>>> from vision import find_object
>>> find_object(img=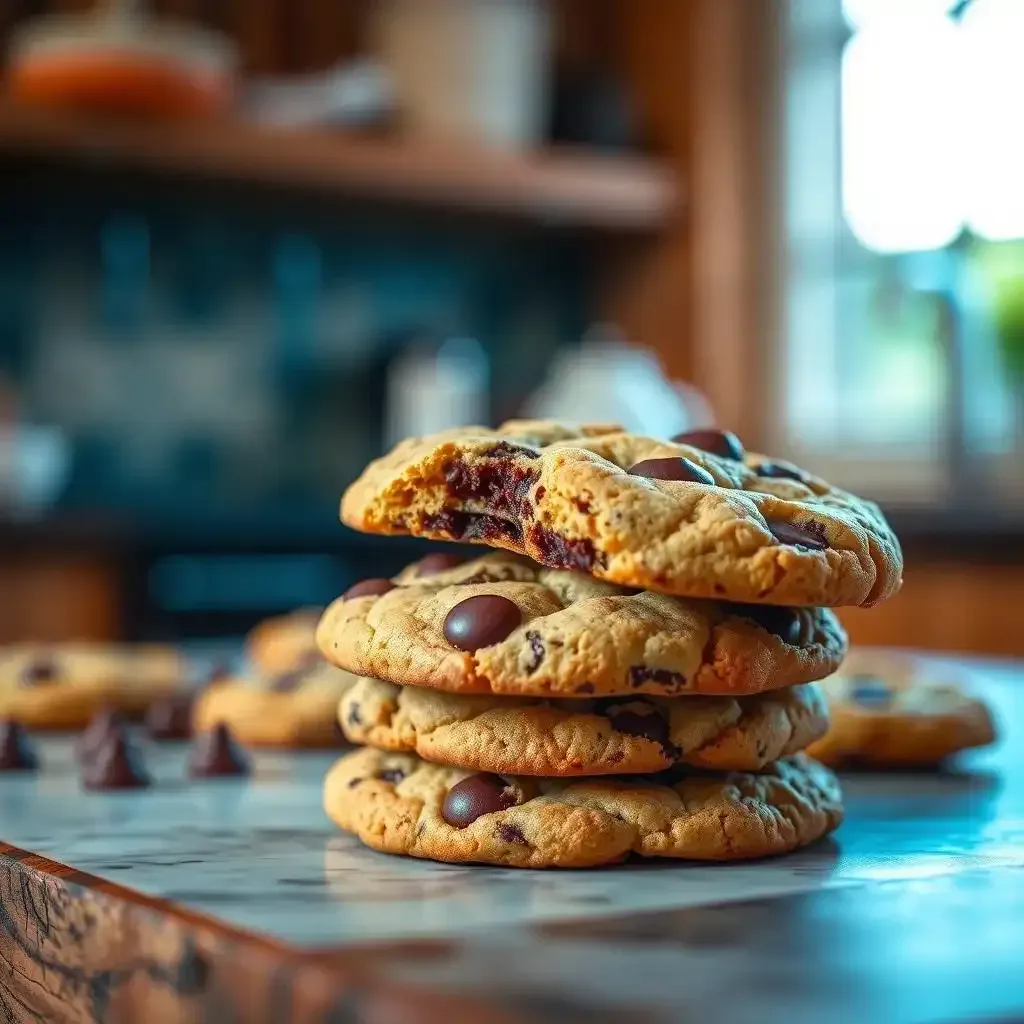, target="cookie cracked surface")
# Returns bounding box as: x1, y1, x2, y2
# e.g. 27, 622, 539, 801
324, 747, 844, 867
806, 651, 997, 767
341, 421, 902, 608
342, 676, 828, 775
317, 552, 847, 698
193, 661, 357, 748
